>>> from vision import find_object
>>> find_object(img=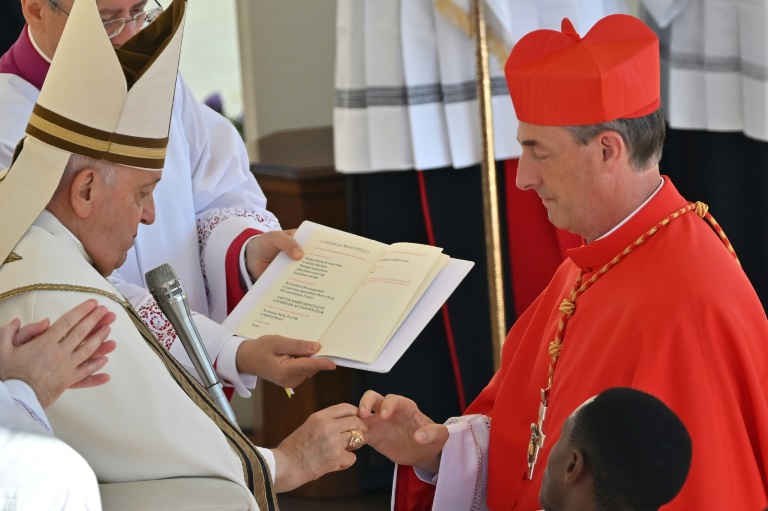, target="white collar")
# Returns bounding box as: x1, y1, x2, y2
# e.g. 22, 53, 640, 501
34, 209, 93, 266
27, 26, 53, 64
595, 177, 665, 241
